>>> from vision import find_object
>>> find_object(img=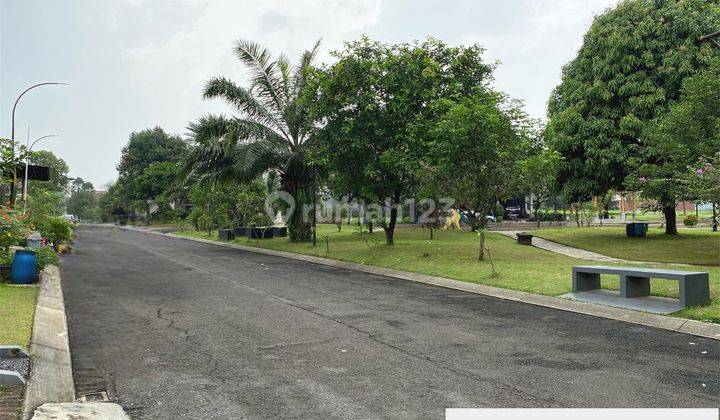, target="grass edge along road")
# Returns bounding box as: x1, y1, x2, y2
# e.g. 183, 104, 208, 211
0, 284, 38, 347
175, 225, 720, 324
